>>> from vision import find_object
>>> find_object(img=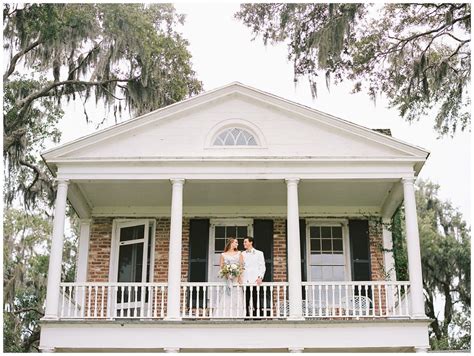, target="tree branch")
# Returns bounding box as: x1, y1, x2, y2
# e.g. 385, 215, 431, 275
3, 39, 43, 82
12, 308, 44, 316
15, 77, 138, 121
